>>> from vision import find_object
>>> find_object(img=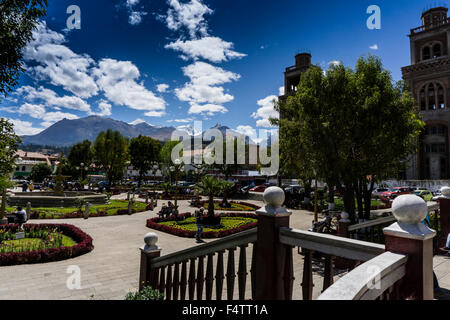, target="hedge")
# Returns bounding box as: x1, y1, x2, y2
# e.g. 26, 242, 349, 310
0, 223, 94, 266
